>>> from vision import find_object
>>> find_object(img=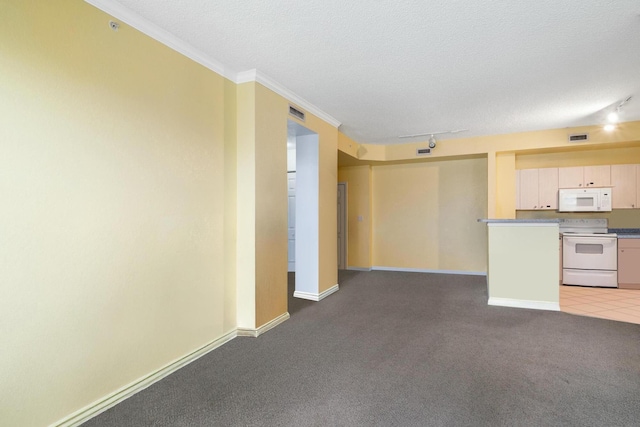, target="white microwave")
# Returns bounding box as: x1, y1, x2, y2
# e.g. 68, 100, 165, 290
558, 188, 612, 212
